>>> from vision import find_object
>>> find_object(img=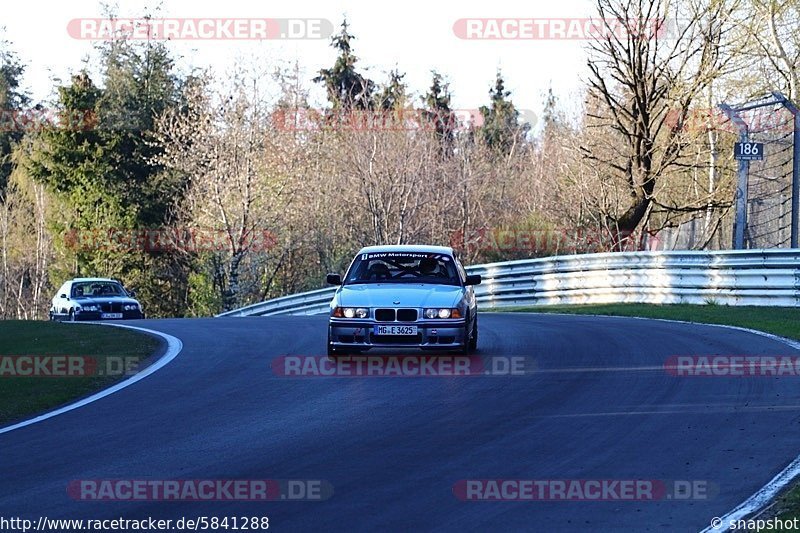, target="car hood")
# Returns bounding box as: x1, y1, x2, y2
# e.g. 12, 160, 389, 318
336, 284, 464, 308
72, 296, 140, 306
